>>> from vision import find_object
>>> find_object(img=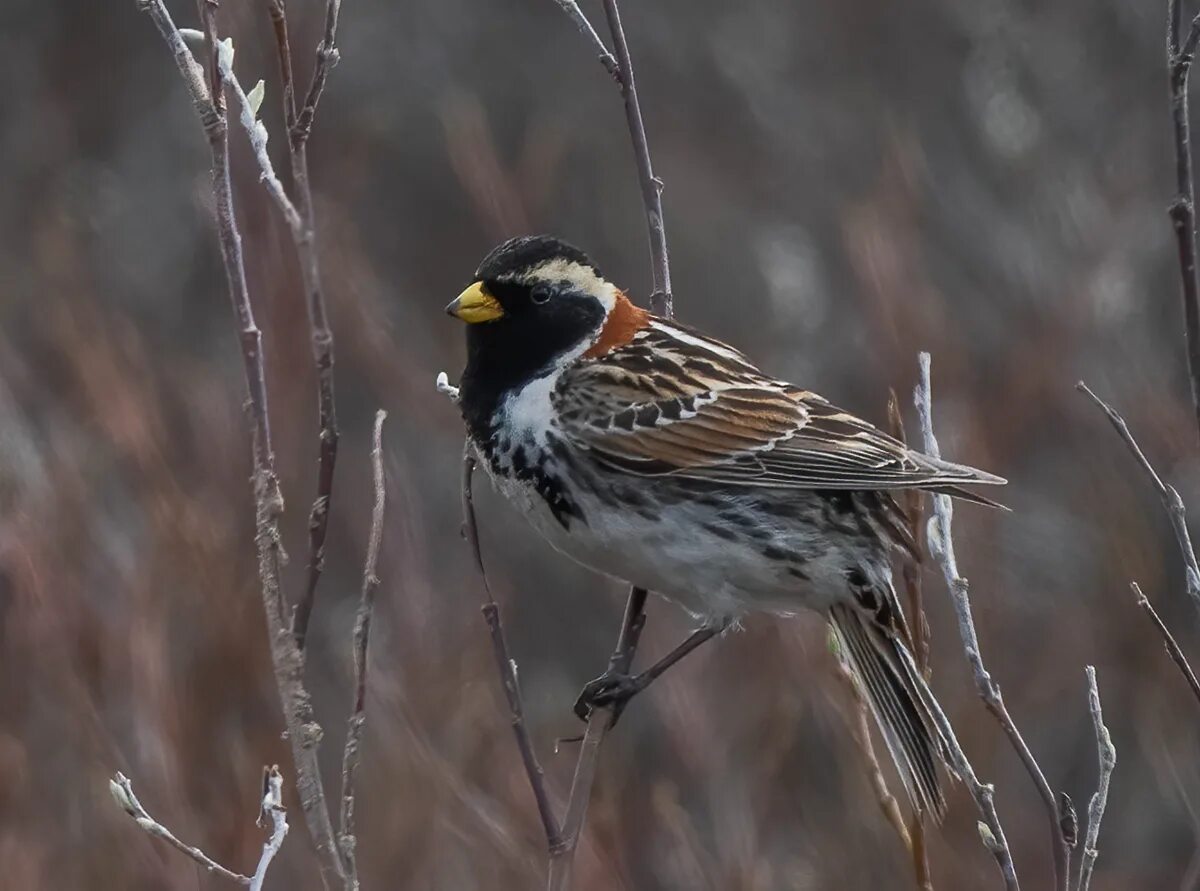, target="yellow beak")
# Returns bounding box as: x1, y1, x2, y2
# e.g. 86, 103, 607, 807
446, 281, 504, 324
